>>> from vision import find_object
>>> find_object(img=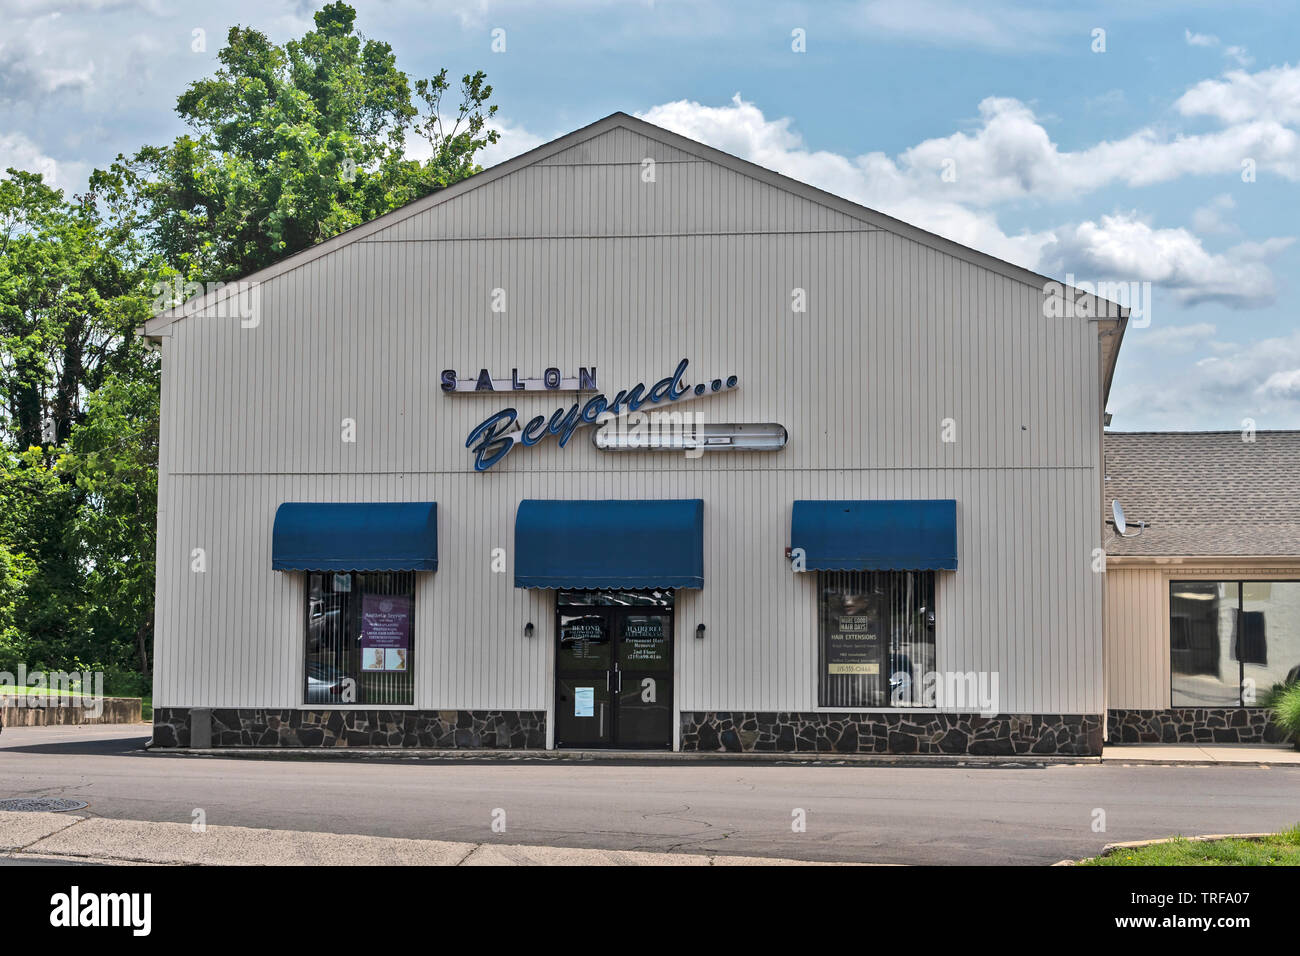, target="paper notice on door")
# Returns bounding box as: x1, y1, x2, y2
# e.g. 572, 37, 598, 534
574, 686, 594, 717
